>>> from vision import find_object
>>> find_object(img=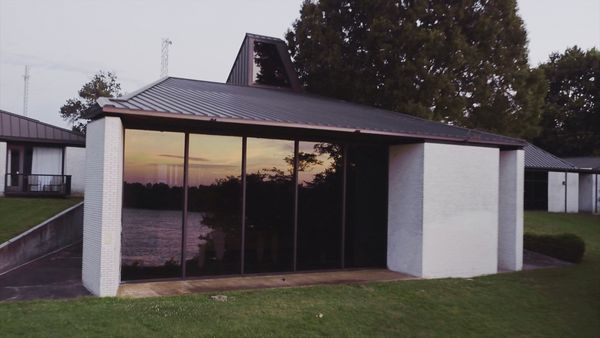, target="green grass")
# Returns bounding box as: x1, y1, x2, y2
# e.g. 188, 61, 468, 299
0, 212, 598, 337
0, 197, 83, 243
